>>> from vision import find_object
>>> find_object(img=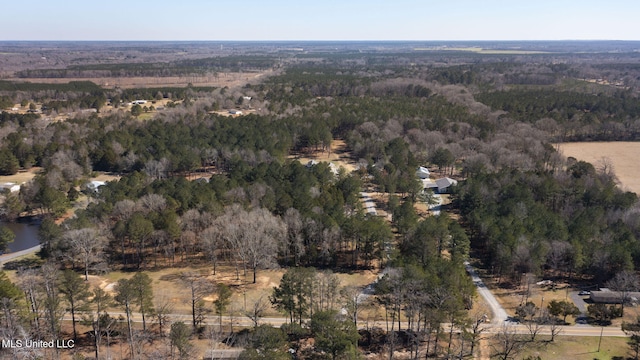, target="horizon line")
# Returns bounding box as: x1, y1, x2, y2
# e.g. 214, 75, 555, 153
1, 39, 640, 42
